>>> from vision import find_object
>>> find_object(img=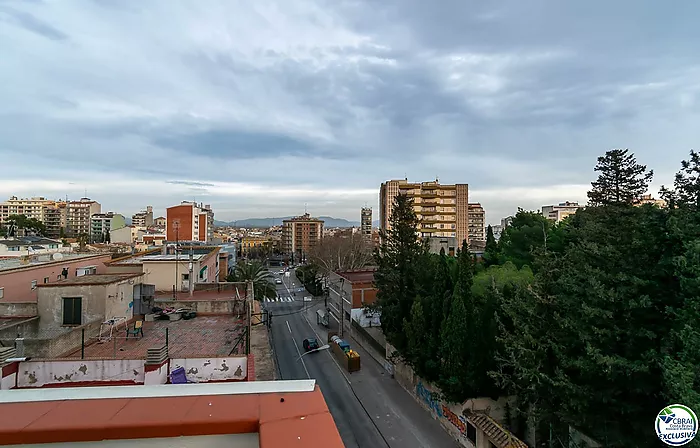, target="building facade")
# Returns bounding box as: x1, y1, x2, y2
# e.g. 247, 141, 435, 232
380, 179, 469, 244
90, 213, 126, 243
634, 194, 666, 208
360, 207, 372, 242
542, 201, 583, 222
132, 206, 154, 228
66, 198, 101, 238
0, 196, 68, 239
154, 216, 166, 227
468, 203, 486, 245
281, 213, 324, 260
166, 201, 214, 242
